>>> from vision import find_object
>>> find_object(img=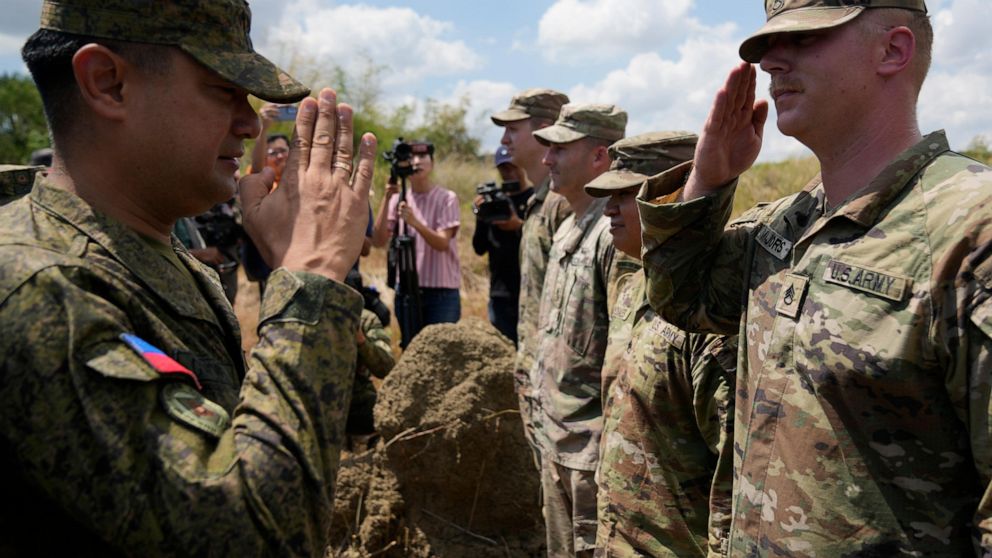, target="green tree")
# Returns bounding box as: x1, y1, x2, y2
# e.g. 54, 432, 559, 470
0, 73, 49, 164
963, 135, 992, 164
